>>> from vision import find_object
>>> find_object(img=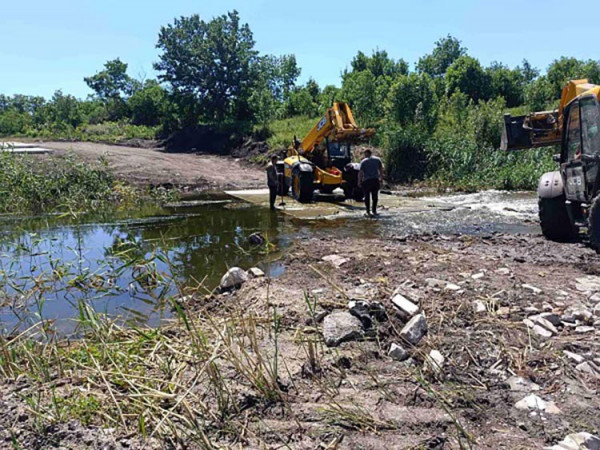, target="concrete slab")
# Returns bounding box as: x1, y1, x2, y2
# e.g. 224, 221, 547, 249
225, 188, 454, 220
0, 142, 53, 154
